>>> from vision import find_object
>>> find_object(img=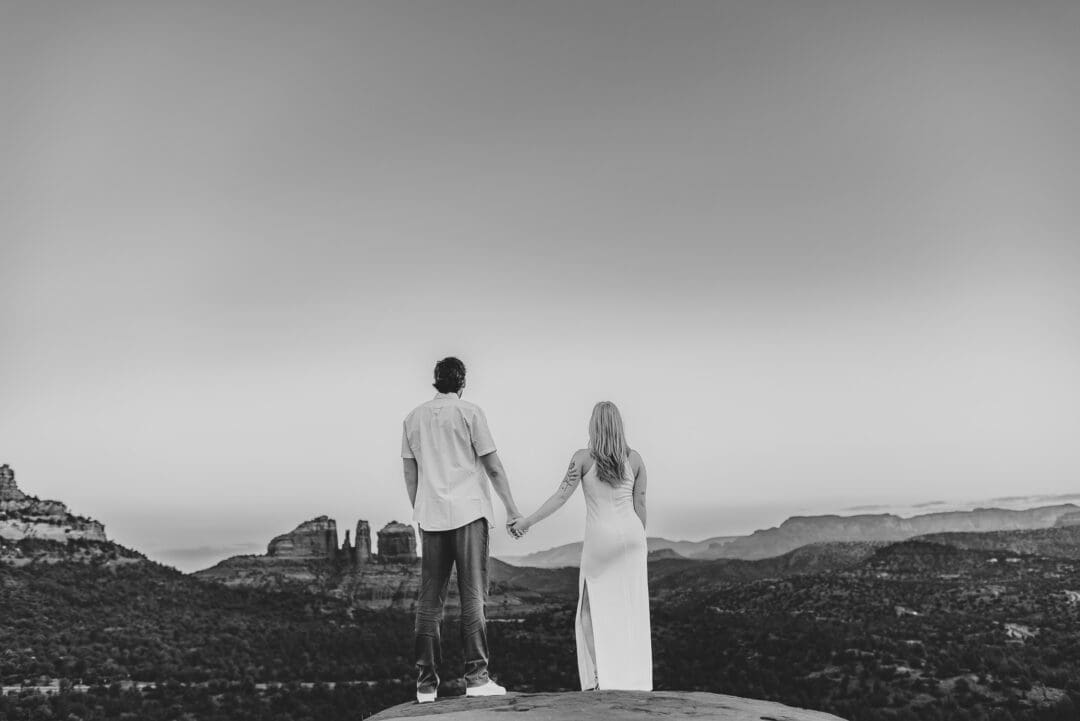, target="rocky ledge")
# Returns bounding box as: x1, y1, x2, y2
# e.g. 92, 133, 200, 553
369, 691, 847, 720
0, 464, 107, 543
